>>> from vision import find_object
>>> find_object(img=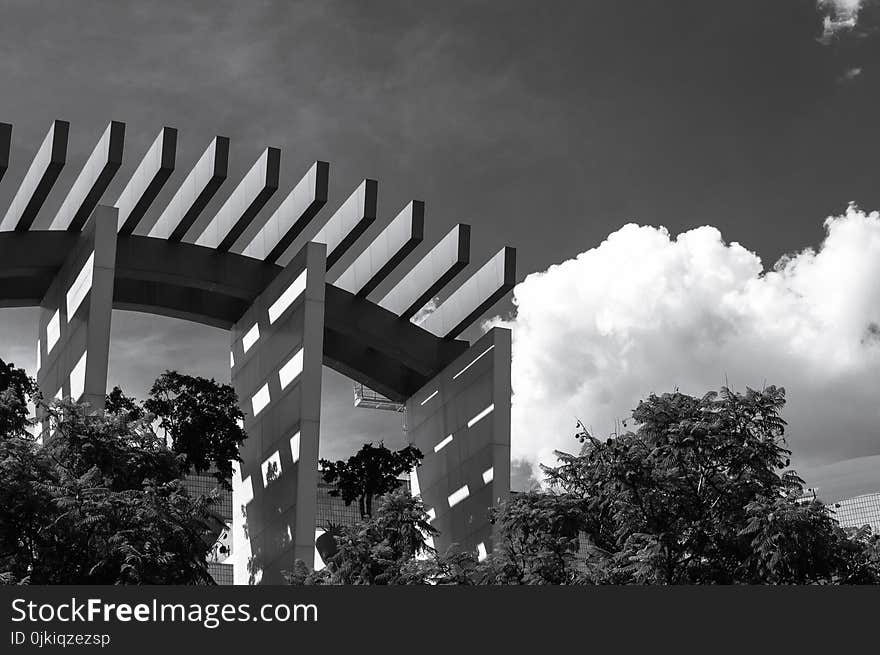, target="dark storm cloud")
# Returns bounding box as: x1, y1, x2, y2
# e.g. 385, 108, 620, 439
1, 1, 879, 484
